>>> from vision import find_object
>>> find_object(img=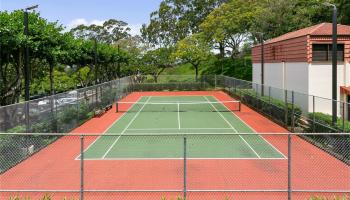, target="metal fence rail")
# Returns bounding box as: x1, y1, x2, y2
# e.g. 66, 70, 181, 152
0, 133, 349, 200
